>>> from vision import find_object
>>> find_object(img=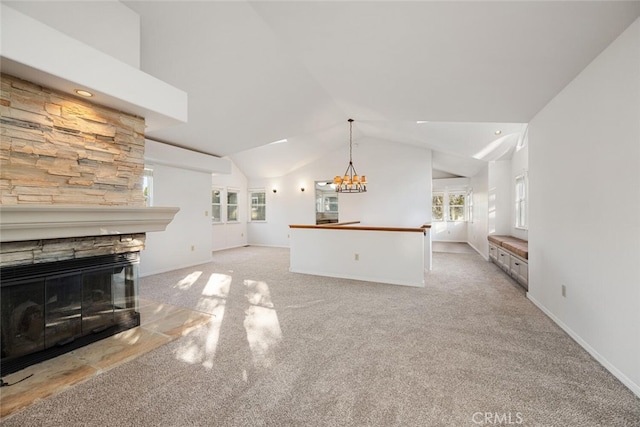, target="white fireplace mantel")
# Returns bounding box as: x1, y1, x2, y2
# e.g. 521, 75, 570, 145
0, 205, 180, 242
